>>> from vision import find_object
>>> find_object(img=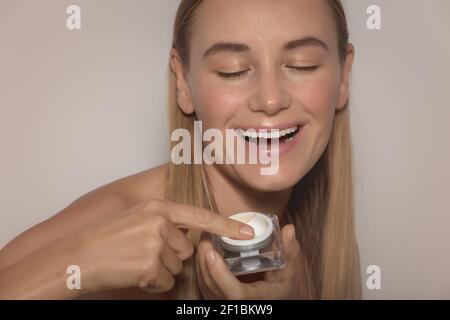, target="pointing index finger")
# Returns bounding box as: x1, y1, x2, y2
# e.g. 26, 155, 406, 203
158, 201, 254, 240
